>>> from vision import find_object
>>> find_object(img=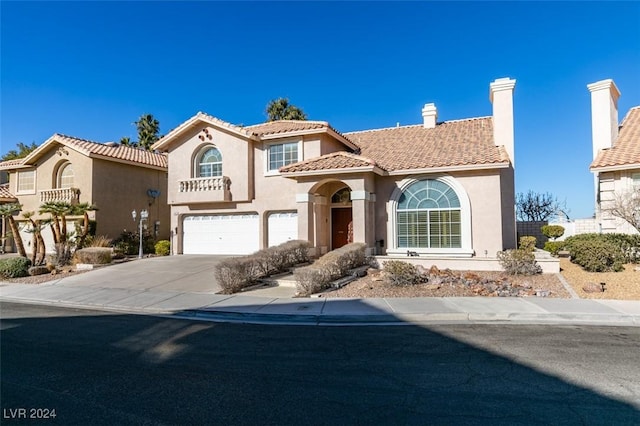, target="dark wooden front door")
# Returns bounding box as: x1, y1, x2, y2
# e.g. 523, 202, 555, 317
331, 208, 352, 250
